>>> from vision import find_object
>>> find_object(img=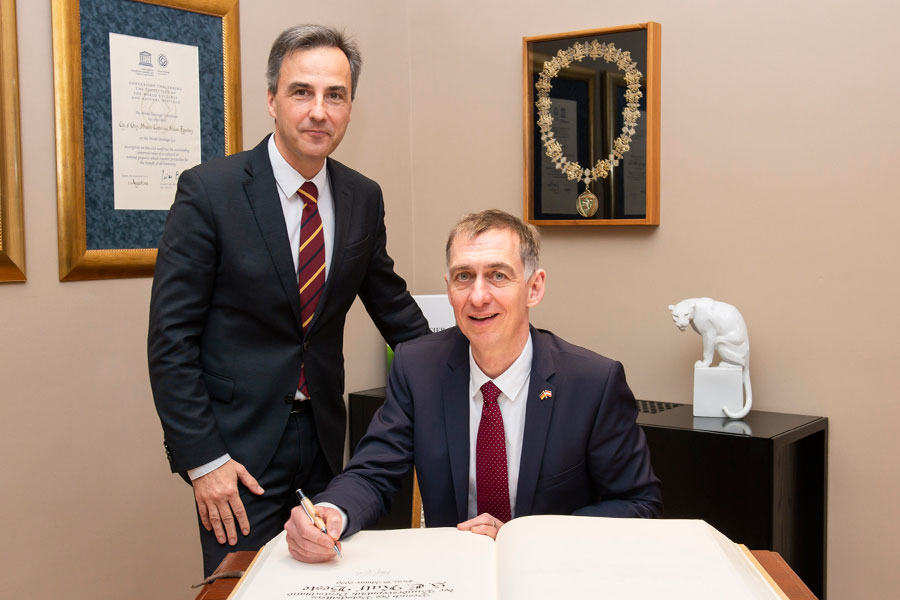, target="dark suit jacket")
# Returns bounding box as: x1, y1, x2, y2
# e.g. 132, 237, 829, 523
317, 326, 662, 535
148, 135, 428, 478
